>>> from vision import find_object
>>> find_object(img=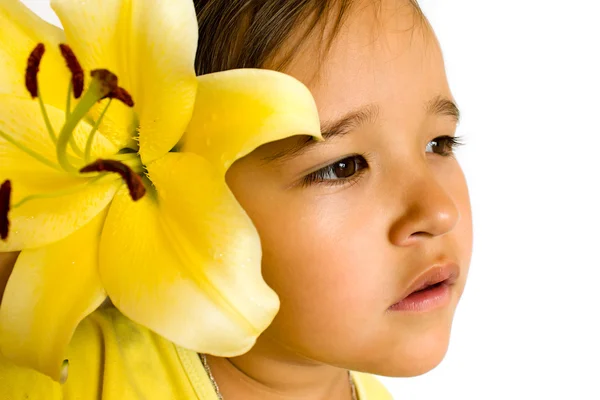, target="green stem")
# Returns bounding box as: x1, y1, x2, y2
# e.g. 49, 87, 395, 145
64, 82, 85, 158
68, 136, 84, 158
56, 79, 106, 173
84, 99, 112, 163
0, 129, 61, 171
37, 90, 57, 144
65, 81, 72, 120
